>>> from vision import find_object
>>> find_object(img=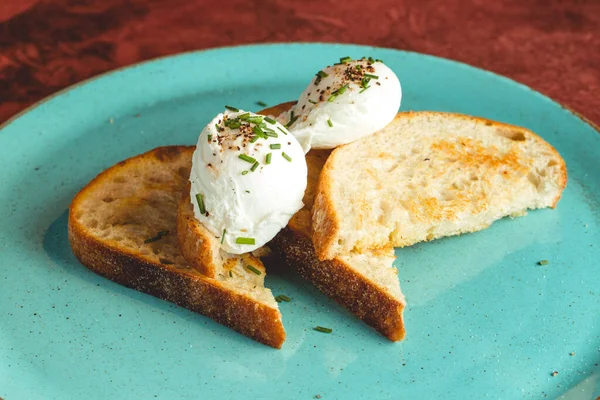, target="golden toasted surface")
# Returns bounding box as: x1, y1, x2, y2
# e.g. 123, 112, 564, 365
312, 111, 568, 260
68, 146, 285, 348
